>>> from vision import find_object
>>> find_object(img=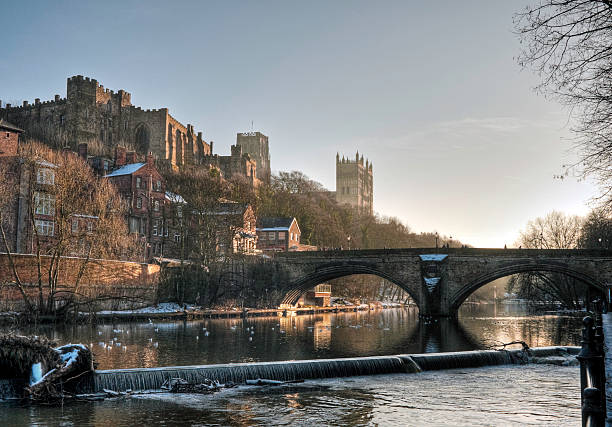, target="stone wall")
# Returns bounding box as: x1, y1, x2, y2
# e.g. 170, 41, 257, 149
0, 76, 211, 168
0, 253, 160, 310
